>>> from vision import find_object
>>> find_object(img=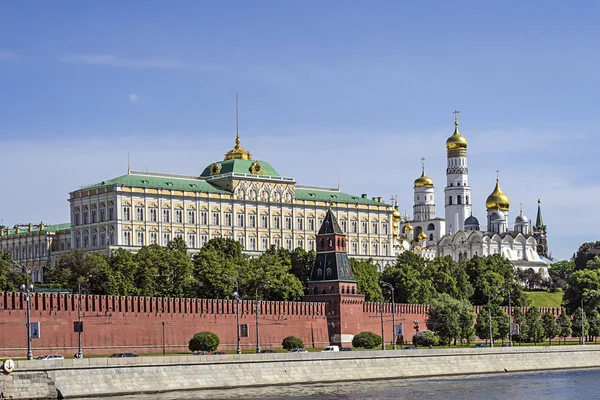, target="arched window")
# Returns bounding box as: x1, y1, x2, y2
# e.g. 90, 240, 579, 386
448, 196, 453, 205
457, 195, 462, 205
466, 195, 469, 205
427, 223, 435, 231
341, 286, 345, 294
329, 286, 335, 294
429, 234, 434, 241
352, 286, 356, 294
313, 287, 318, 295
